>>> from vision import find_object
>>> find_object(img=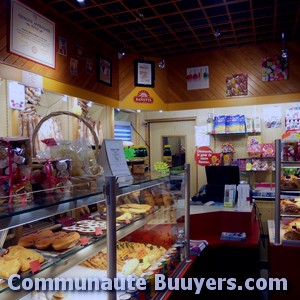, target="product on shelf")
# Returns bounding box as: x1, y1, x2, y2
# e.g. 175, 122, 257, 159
261, 143, 275, 157
31, 158, 72, 193
81, 241, 167, 275
51, 232, 80, 251
3, 245, 45, 272
18, 230, 54, 248
280, 174, 300, 190
282, 218, 300, 240
0, 256, 22, 279
0, 137, 32, 203
280, 199, 300, 214
62, 219, 107, 235
18, 229, 80, 251
35, 232, 68, 250
247, 135, 262, 157
118, 203, 152, 214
